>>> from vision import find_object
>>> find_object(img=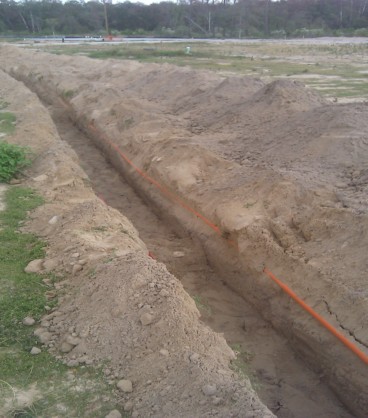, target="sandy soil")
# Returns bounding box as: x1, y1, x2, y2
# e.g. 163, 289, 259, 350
49, 102, 351, 417
0, 44, 367, 416
0, 66, 273, 418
